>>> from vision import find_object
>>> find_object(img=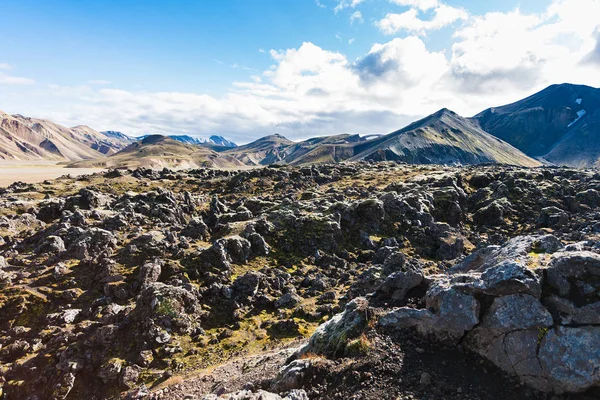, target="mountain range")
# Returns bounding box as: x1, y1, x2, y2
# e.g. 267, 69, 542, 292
1, 83, 598, 168
136, 134, 237, 148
